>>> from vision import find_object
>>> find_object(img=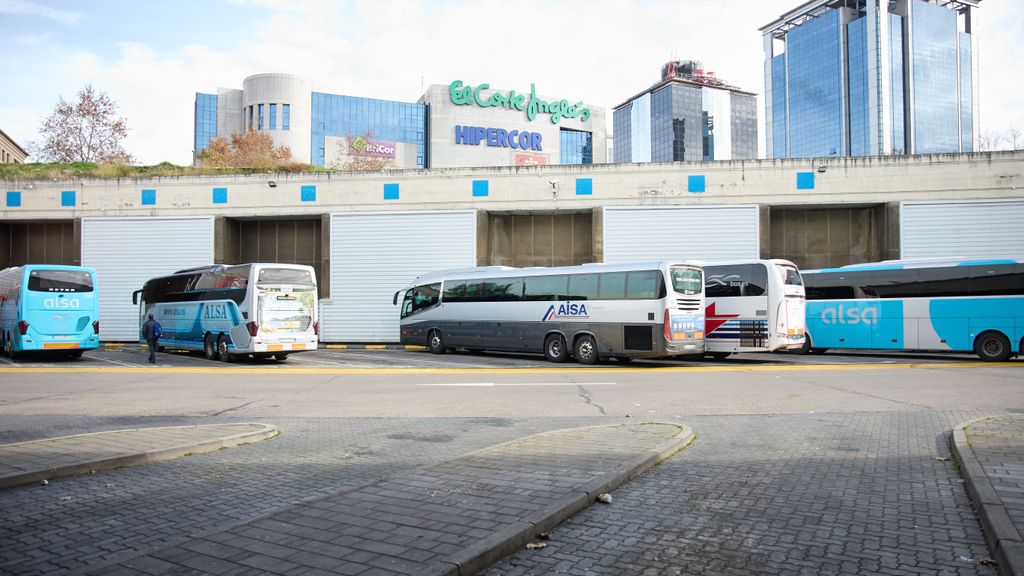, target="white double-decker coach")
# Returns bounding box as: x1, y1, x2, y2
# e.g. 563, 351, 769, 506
395, 260, 705, 364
